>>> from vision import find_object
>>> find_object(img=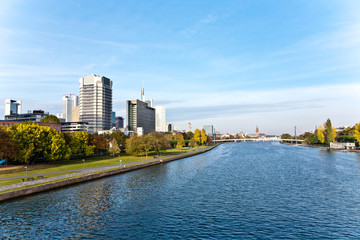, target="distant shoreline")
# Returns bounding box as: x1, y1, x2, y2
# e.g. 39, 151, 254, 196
281, 142, 360, 153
